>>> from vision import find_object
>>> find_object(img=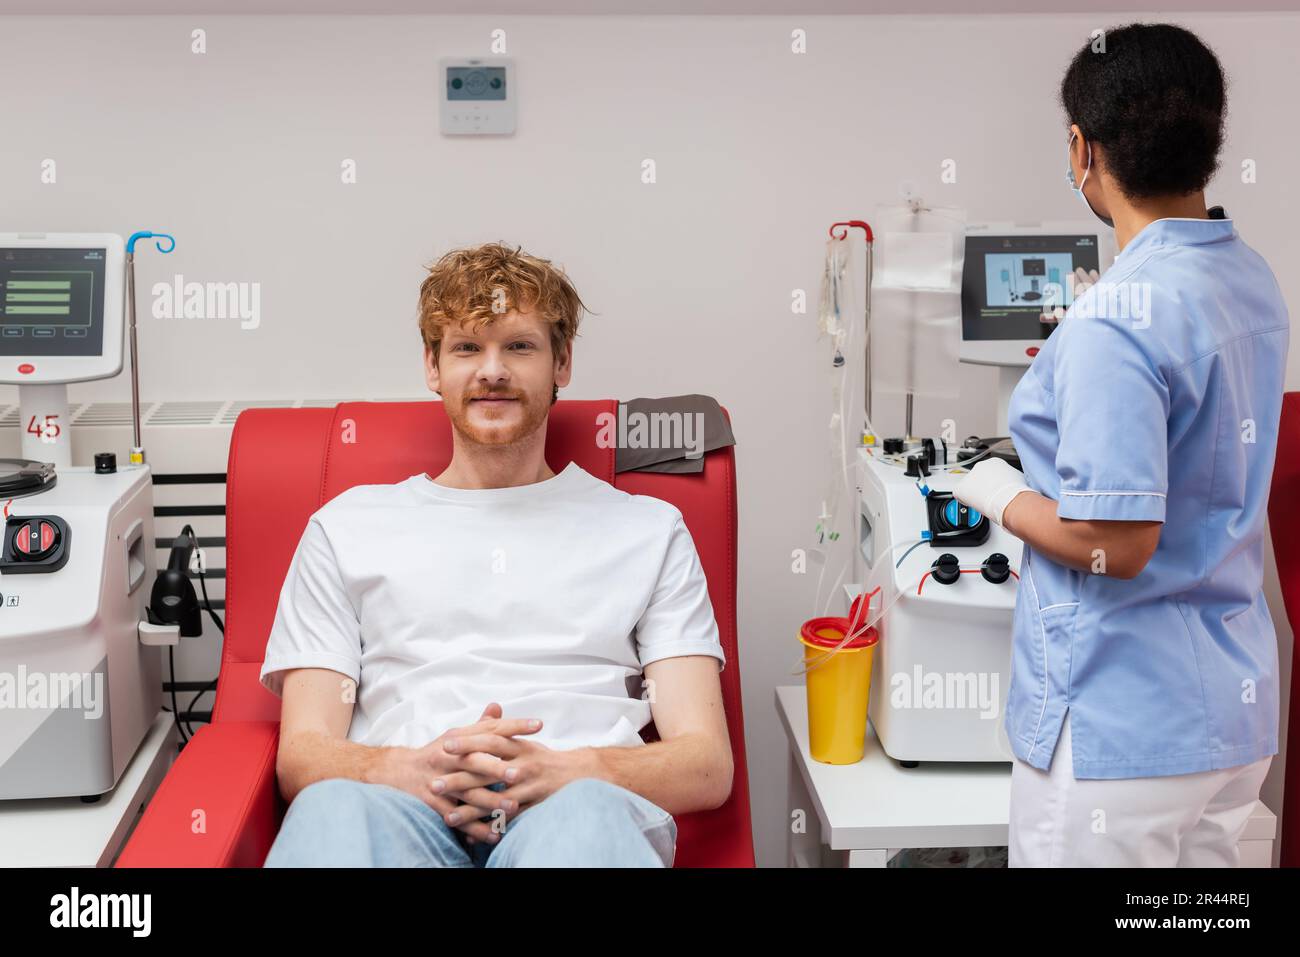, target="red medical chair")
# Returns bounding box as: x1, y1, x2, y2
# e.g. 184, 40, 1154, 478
116, 399, 754, 868
1269, 392, 1300, 867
